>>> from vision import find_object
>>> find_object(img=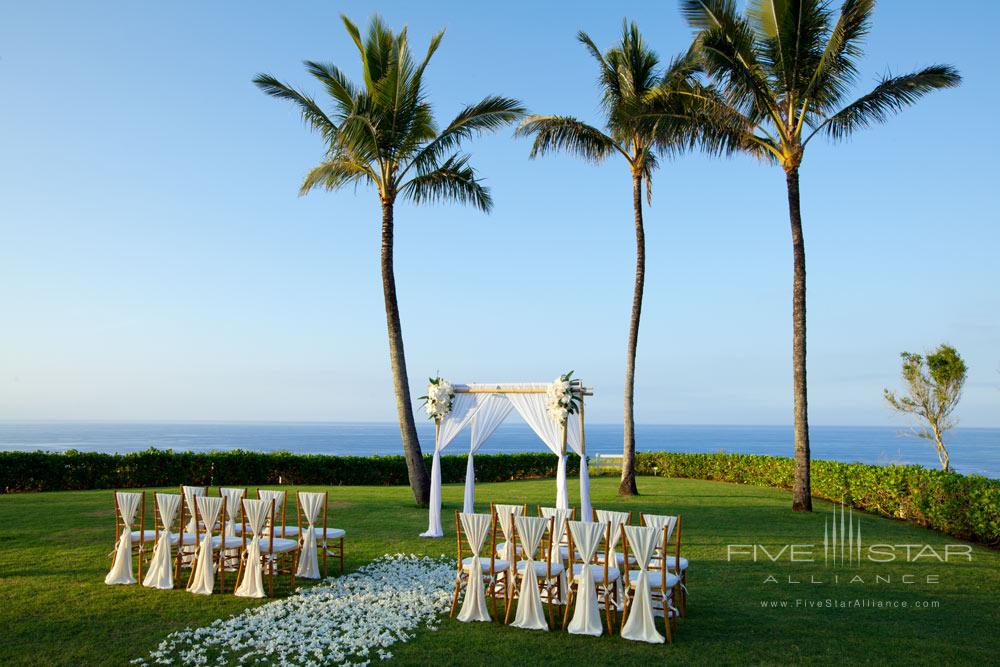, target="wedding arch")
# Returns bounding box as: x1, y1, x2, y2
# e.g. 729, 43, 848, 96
420, 378, 594, 538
